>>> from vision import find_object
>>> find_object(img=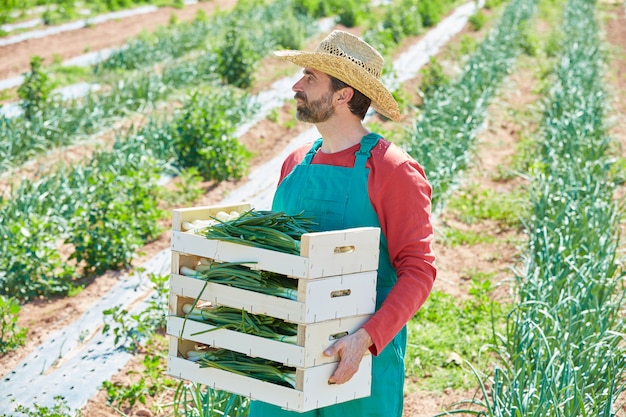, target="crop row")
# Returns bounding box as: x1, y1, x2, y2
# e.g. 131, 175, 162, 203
453, 0, 625, 414
403, 0, 537, 209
